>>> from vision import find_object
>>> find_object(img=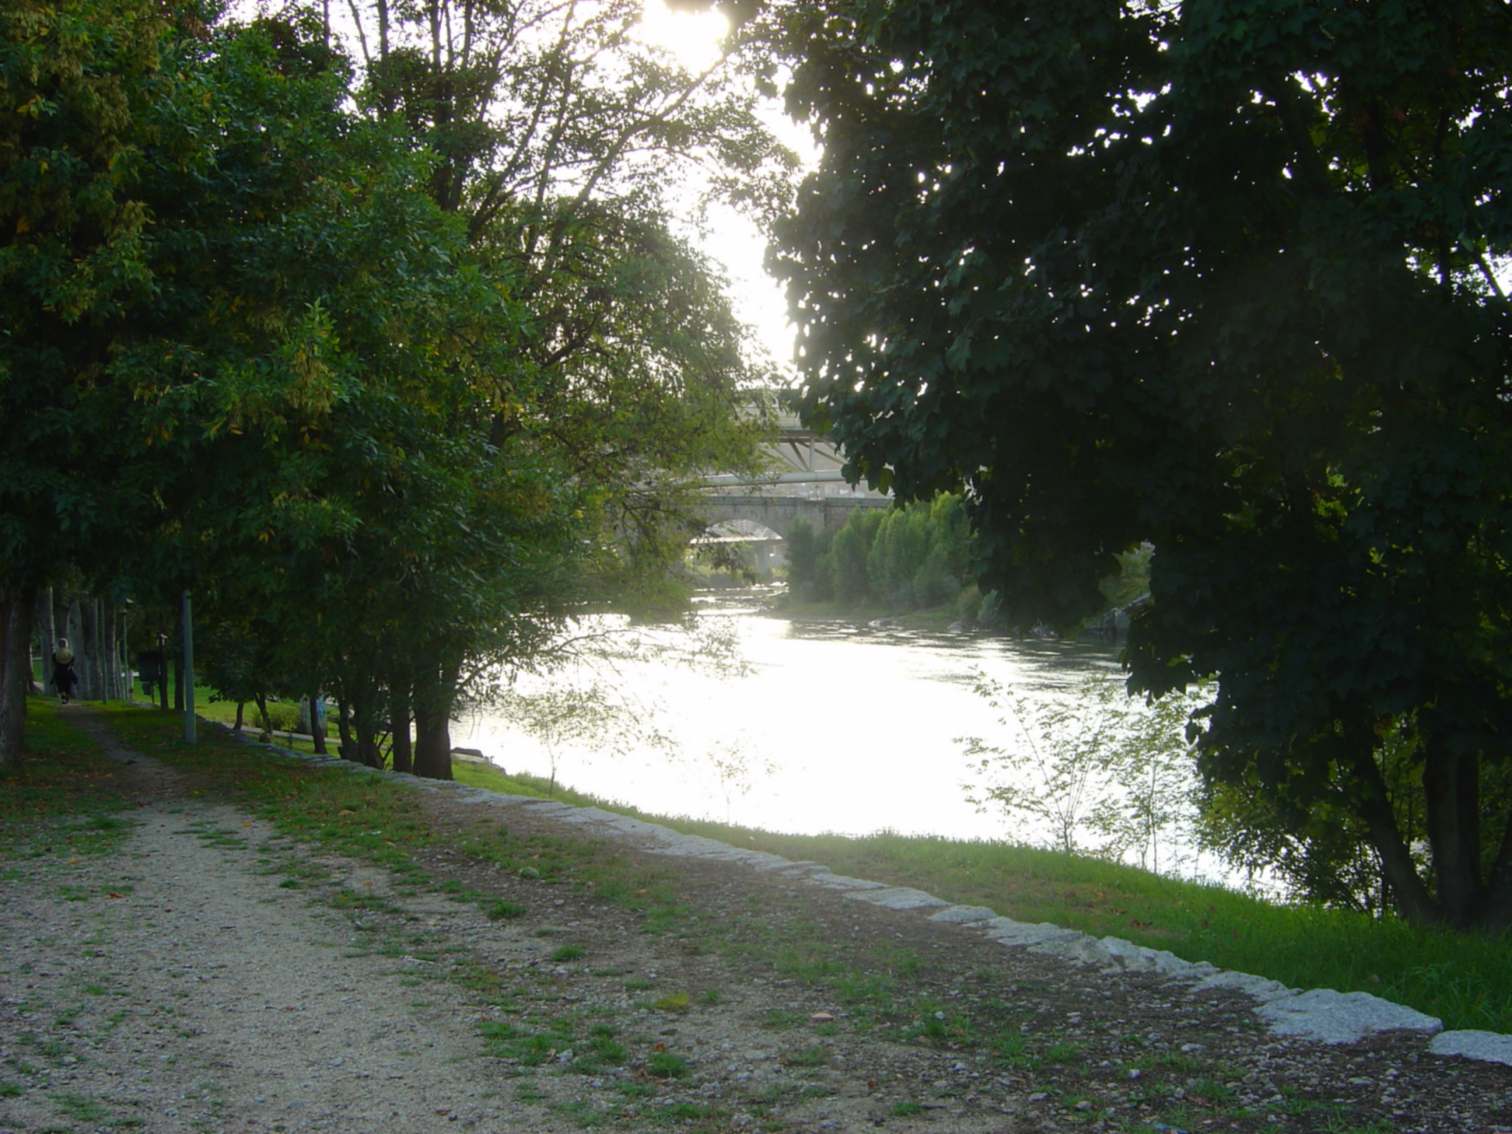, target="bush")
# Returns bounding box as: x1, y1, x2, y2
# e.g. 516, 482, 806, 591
785, 520, 832, 600
976, 589, 1006, 629
914, 542, 961, 608
260, 701, 301, 733
956, 584, 983, 625
829, 510, 884, 606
